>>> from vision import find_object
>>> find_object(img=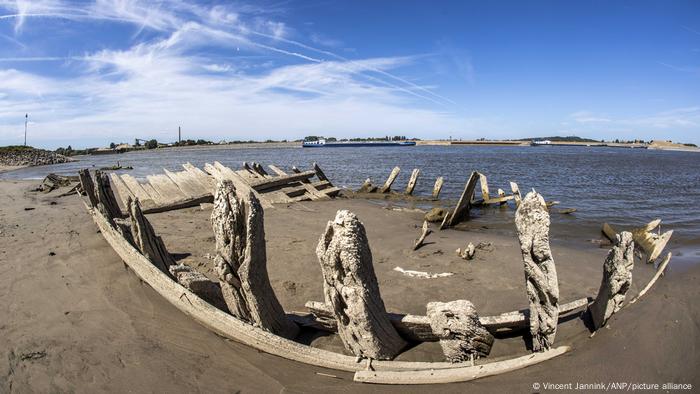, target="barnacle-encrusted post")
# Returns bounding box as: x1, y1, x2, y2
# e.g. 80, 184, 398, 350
515, 191, 559, 351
